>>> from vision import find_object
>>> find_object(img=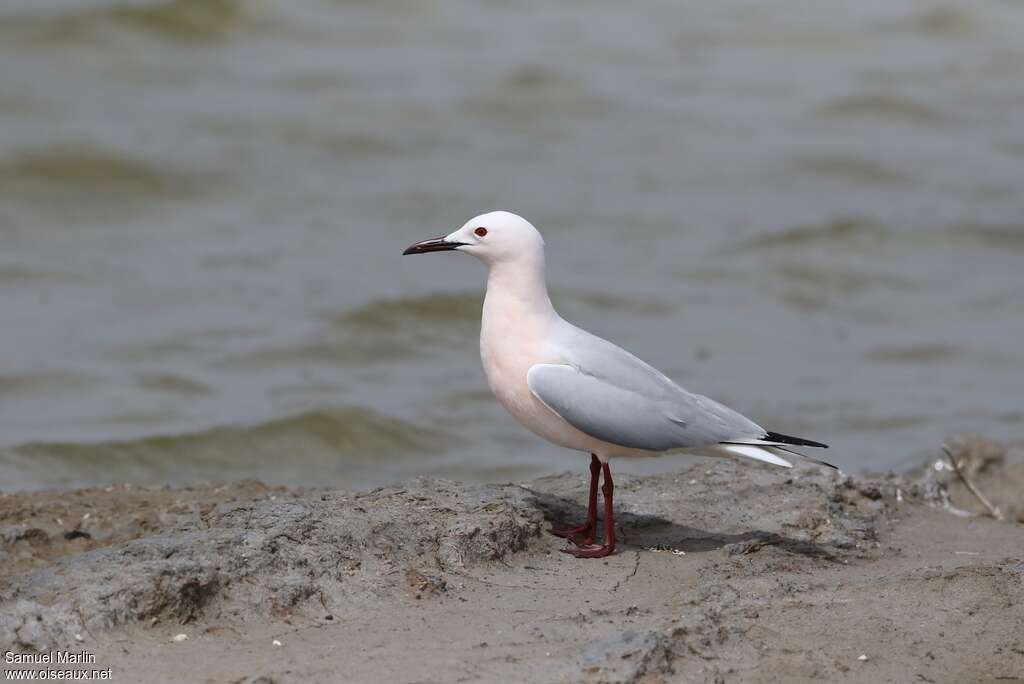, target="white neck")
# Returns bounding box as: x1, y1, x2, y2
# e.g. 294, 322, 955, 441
483, 251, 557, 325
